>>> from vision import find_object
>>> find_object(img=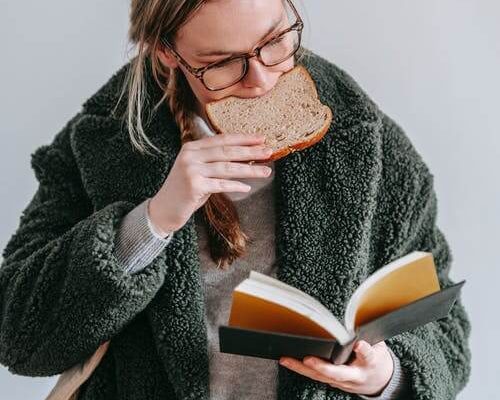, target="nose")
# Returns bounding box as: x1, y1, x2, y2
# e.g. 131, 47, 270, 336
241, 56, 274, 91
